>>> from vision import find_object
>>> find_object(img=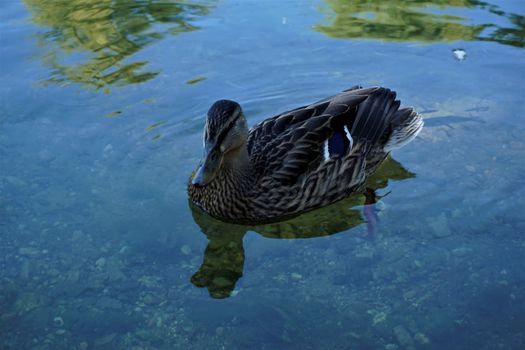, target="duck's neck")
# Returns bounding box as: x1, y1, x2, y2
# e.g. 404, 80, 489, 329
220, 144, 253, 193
